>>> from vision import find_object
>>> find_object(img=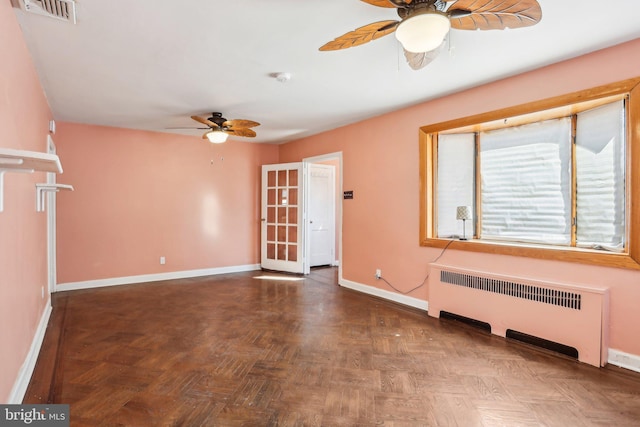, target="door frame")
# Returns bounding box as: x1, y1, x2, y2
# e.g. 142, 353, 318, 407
302, 152, 343, 276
